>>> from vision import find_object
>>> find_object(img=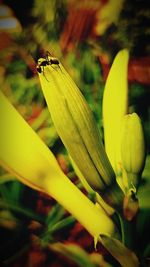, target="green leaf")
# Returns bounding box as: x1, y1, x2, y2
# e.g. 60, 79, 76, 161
100, 234, 139, 267
0, 174, 16, 184
138, 184, 150, 209
46, 203, 64, 228
0, 199, 44, 223
41, 216, 75, 245
10, 181, 24, 204
48, 216, 75, 233
31, 108, 50, 131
